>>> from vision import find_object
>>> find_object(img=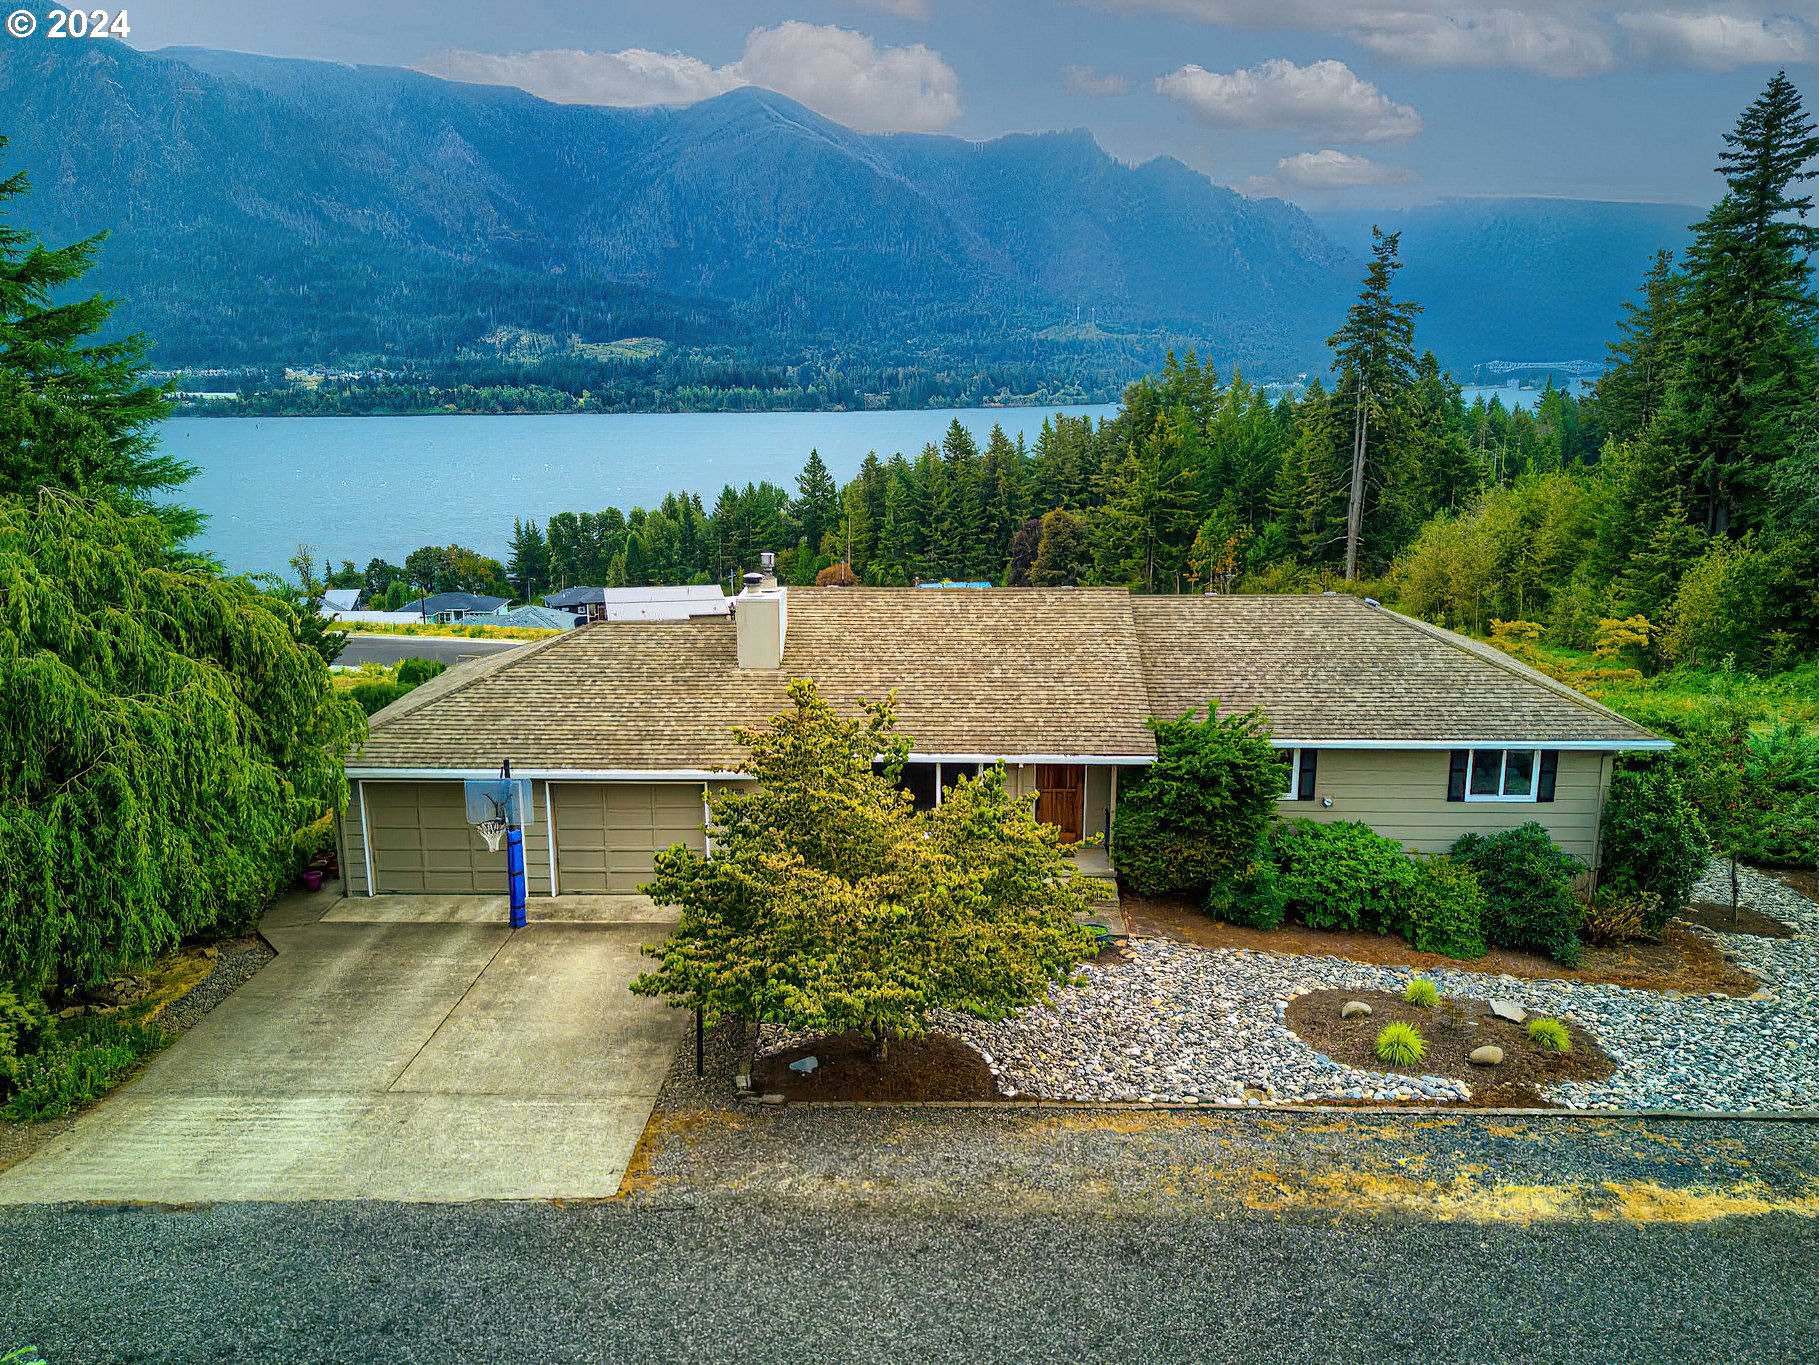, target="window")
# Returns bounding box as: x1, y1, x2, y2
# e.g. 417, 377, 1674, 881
1278, 748, 1306, 801
1464, 749, 1540, 802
